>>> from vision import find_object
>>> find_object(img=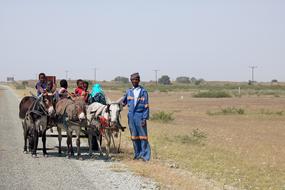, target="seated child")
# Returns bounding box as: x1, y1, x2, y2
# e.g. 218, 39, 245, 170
75, 79, 84, 96
35, 73, 47, 96
58, 79, 69, 99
